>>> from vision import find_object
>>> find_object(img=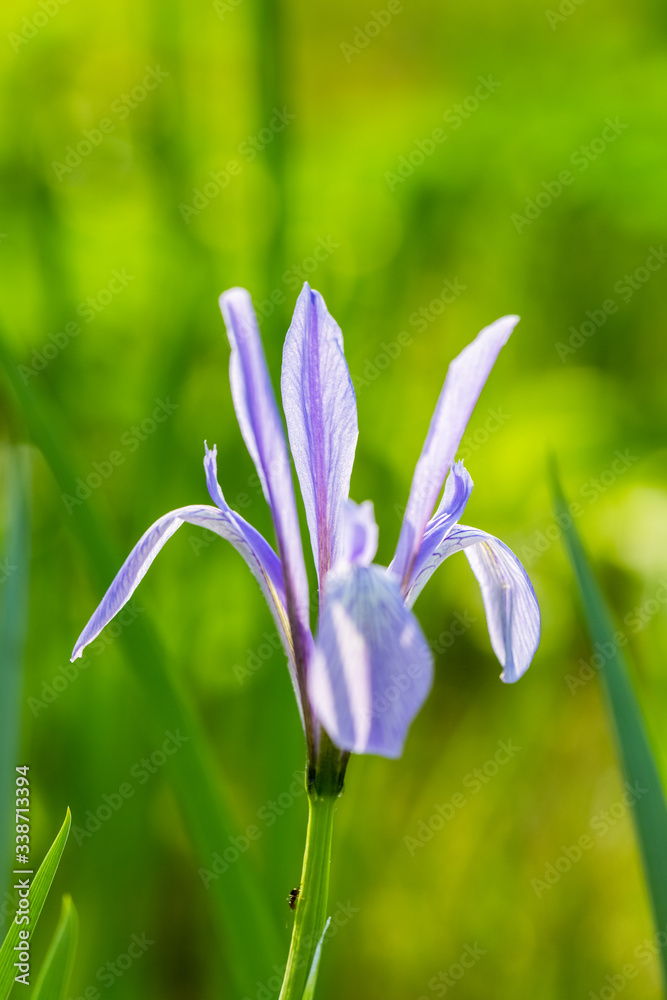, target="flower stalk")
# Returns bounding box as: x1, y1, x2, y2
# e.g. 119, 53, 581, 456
279, 794, 336, 1000
279, 738, 343, 1000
